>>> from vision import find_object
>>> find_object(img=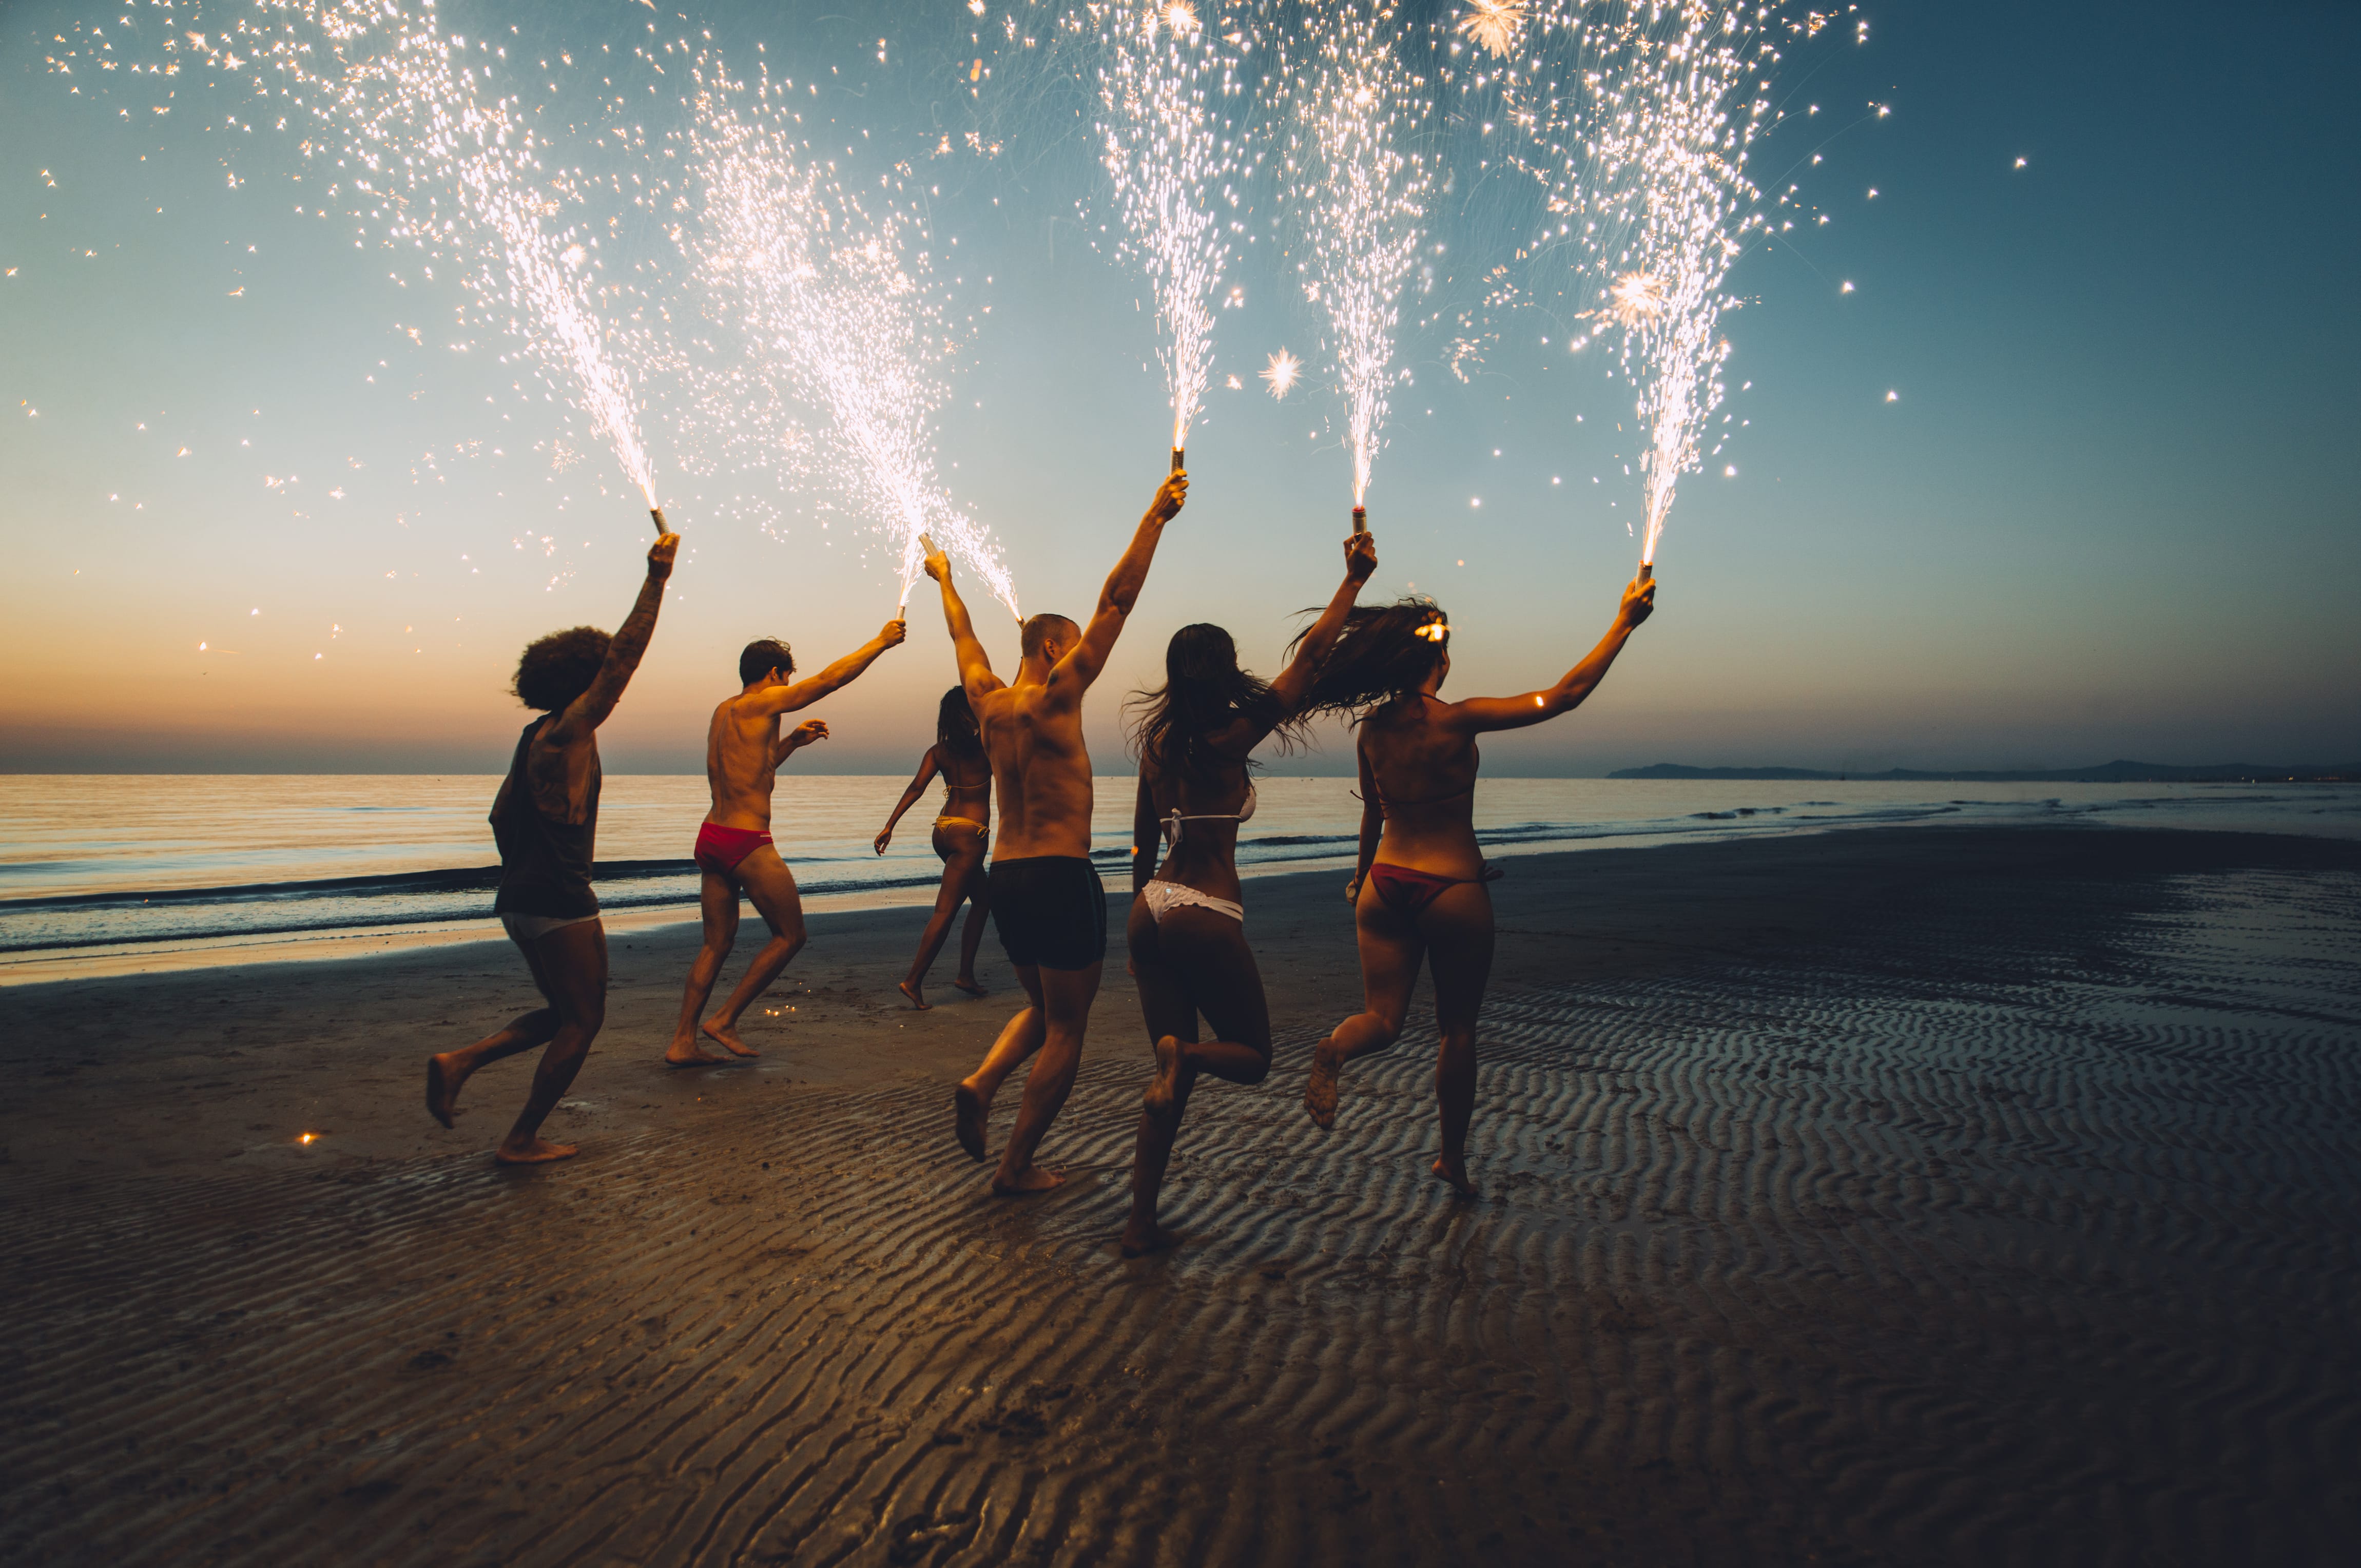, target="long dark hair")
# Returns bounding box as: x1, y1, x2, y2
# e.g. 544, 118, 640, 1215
1288, 596, 1449, 720
1129, 623, 1296, 785
936, 686, 983, 760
